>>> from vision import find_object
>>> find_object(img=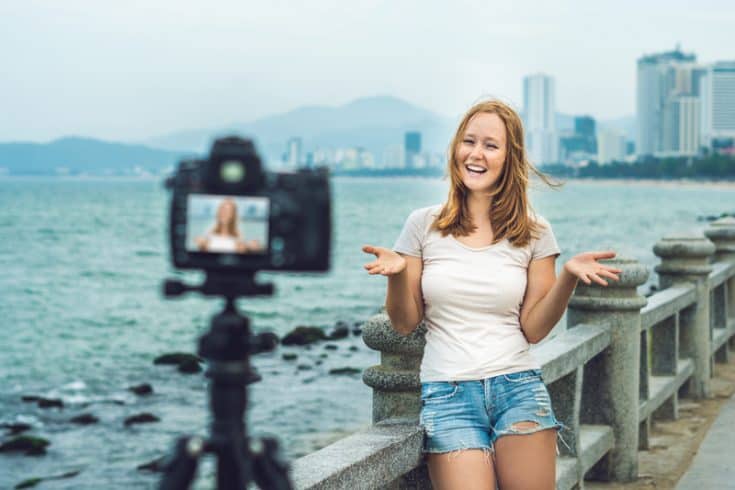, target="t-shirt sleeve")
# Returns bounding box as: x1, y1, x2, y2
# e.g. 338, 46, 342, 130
392, 208, 426, 257
531, 216, 560, 261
